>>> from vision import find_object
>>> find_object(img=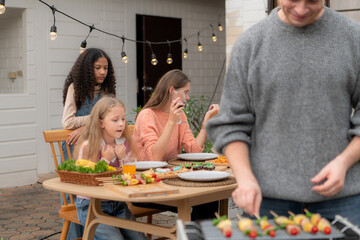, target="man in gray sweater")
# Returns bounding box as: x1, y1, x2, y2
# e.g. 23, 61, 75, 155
207, 0, 360, 225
